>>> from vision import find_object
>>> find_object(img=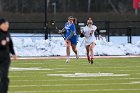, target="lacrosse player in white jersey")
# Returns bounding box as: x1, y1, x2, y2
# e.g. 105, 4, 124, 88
81, 18, 97, 64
